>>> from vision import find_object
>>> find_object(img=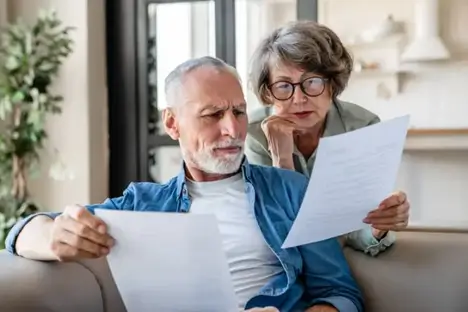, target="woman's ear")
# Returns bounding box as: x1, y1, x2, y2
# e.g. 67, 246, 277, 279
327, 83, 334, 98
262, 87, 274, 106
162, 108, 179, 140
